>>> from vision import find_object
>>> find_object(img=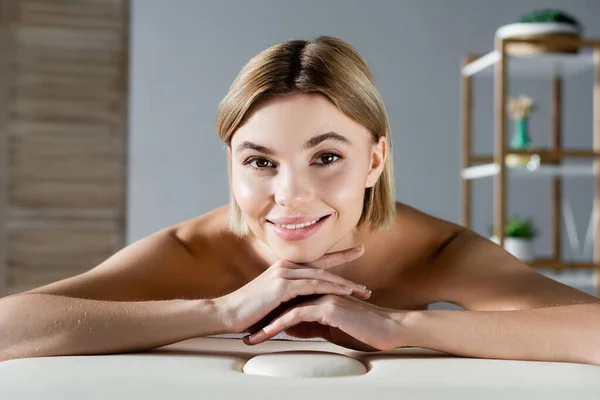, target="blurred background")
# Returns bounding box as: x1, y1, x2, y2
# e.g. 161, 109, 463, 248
0, 0, 598, 300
